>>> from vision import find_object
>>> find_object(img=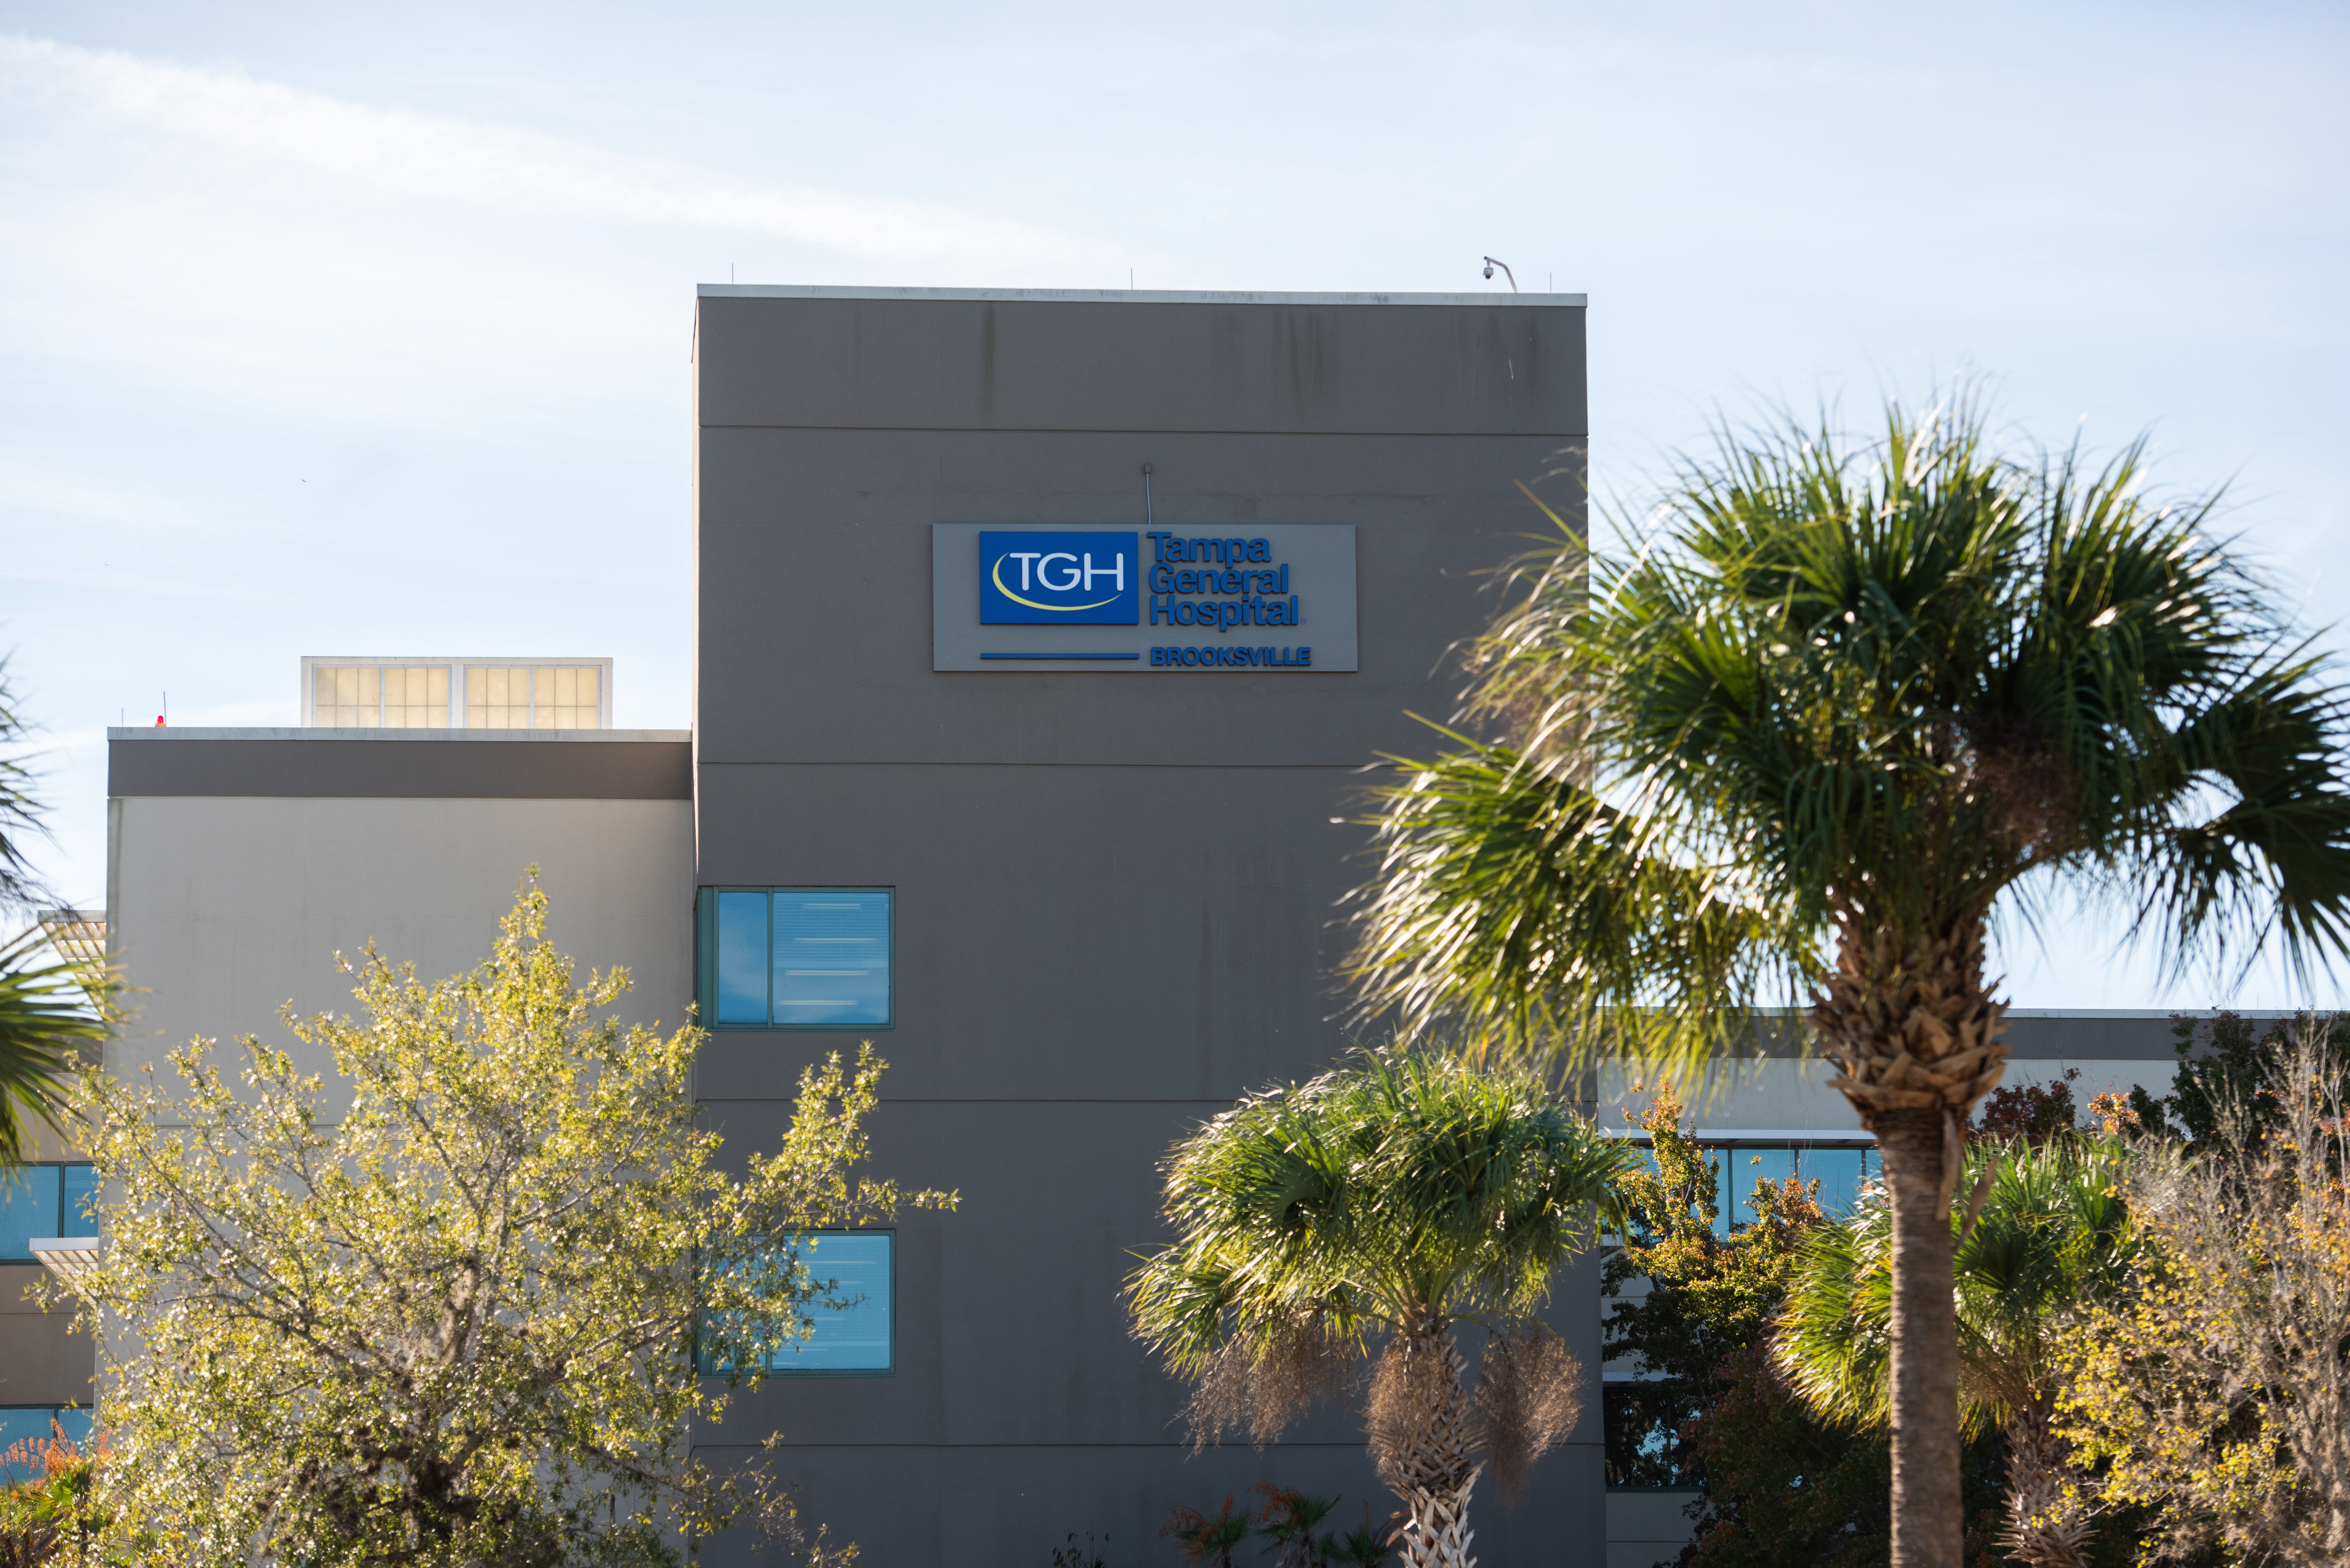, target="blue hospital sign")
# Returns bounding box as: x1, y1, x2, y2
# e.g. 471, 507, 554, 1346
979, 531, 1139, 624
934, 522, 1355, 669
